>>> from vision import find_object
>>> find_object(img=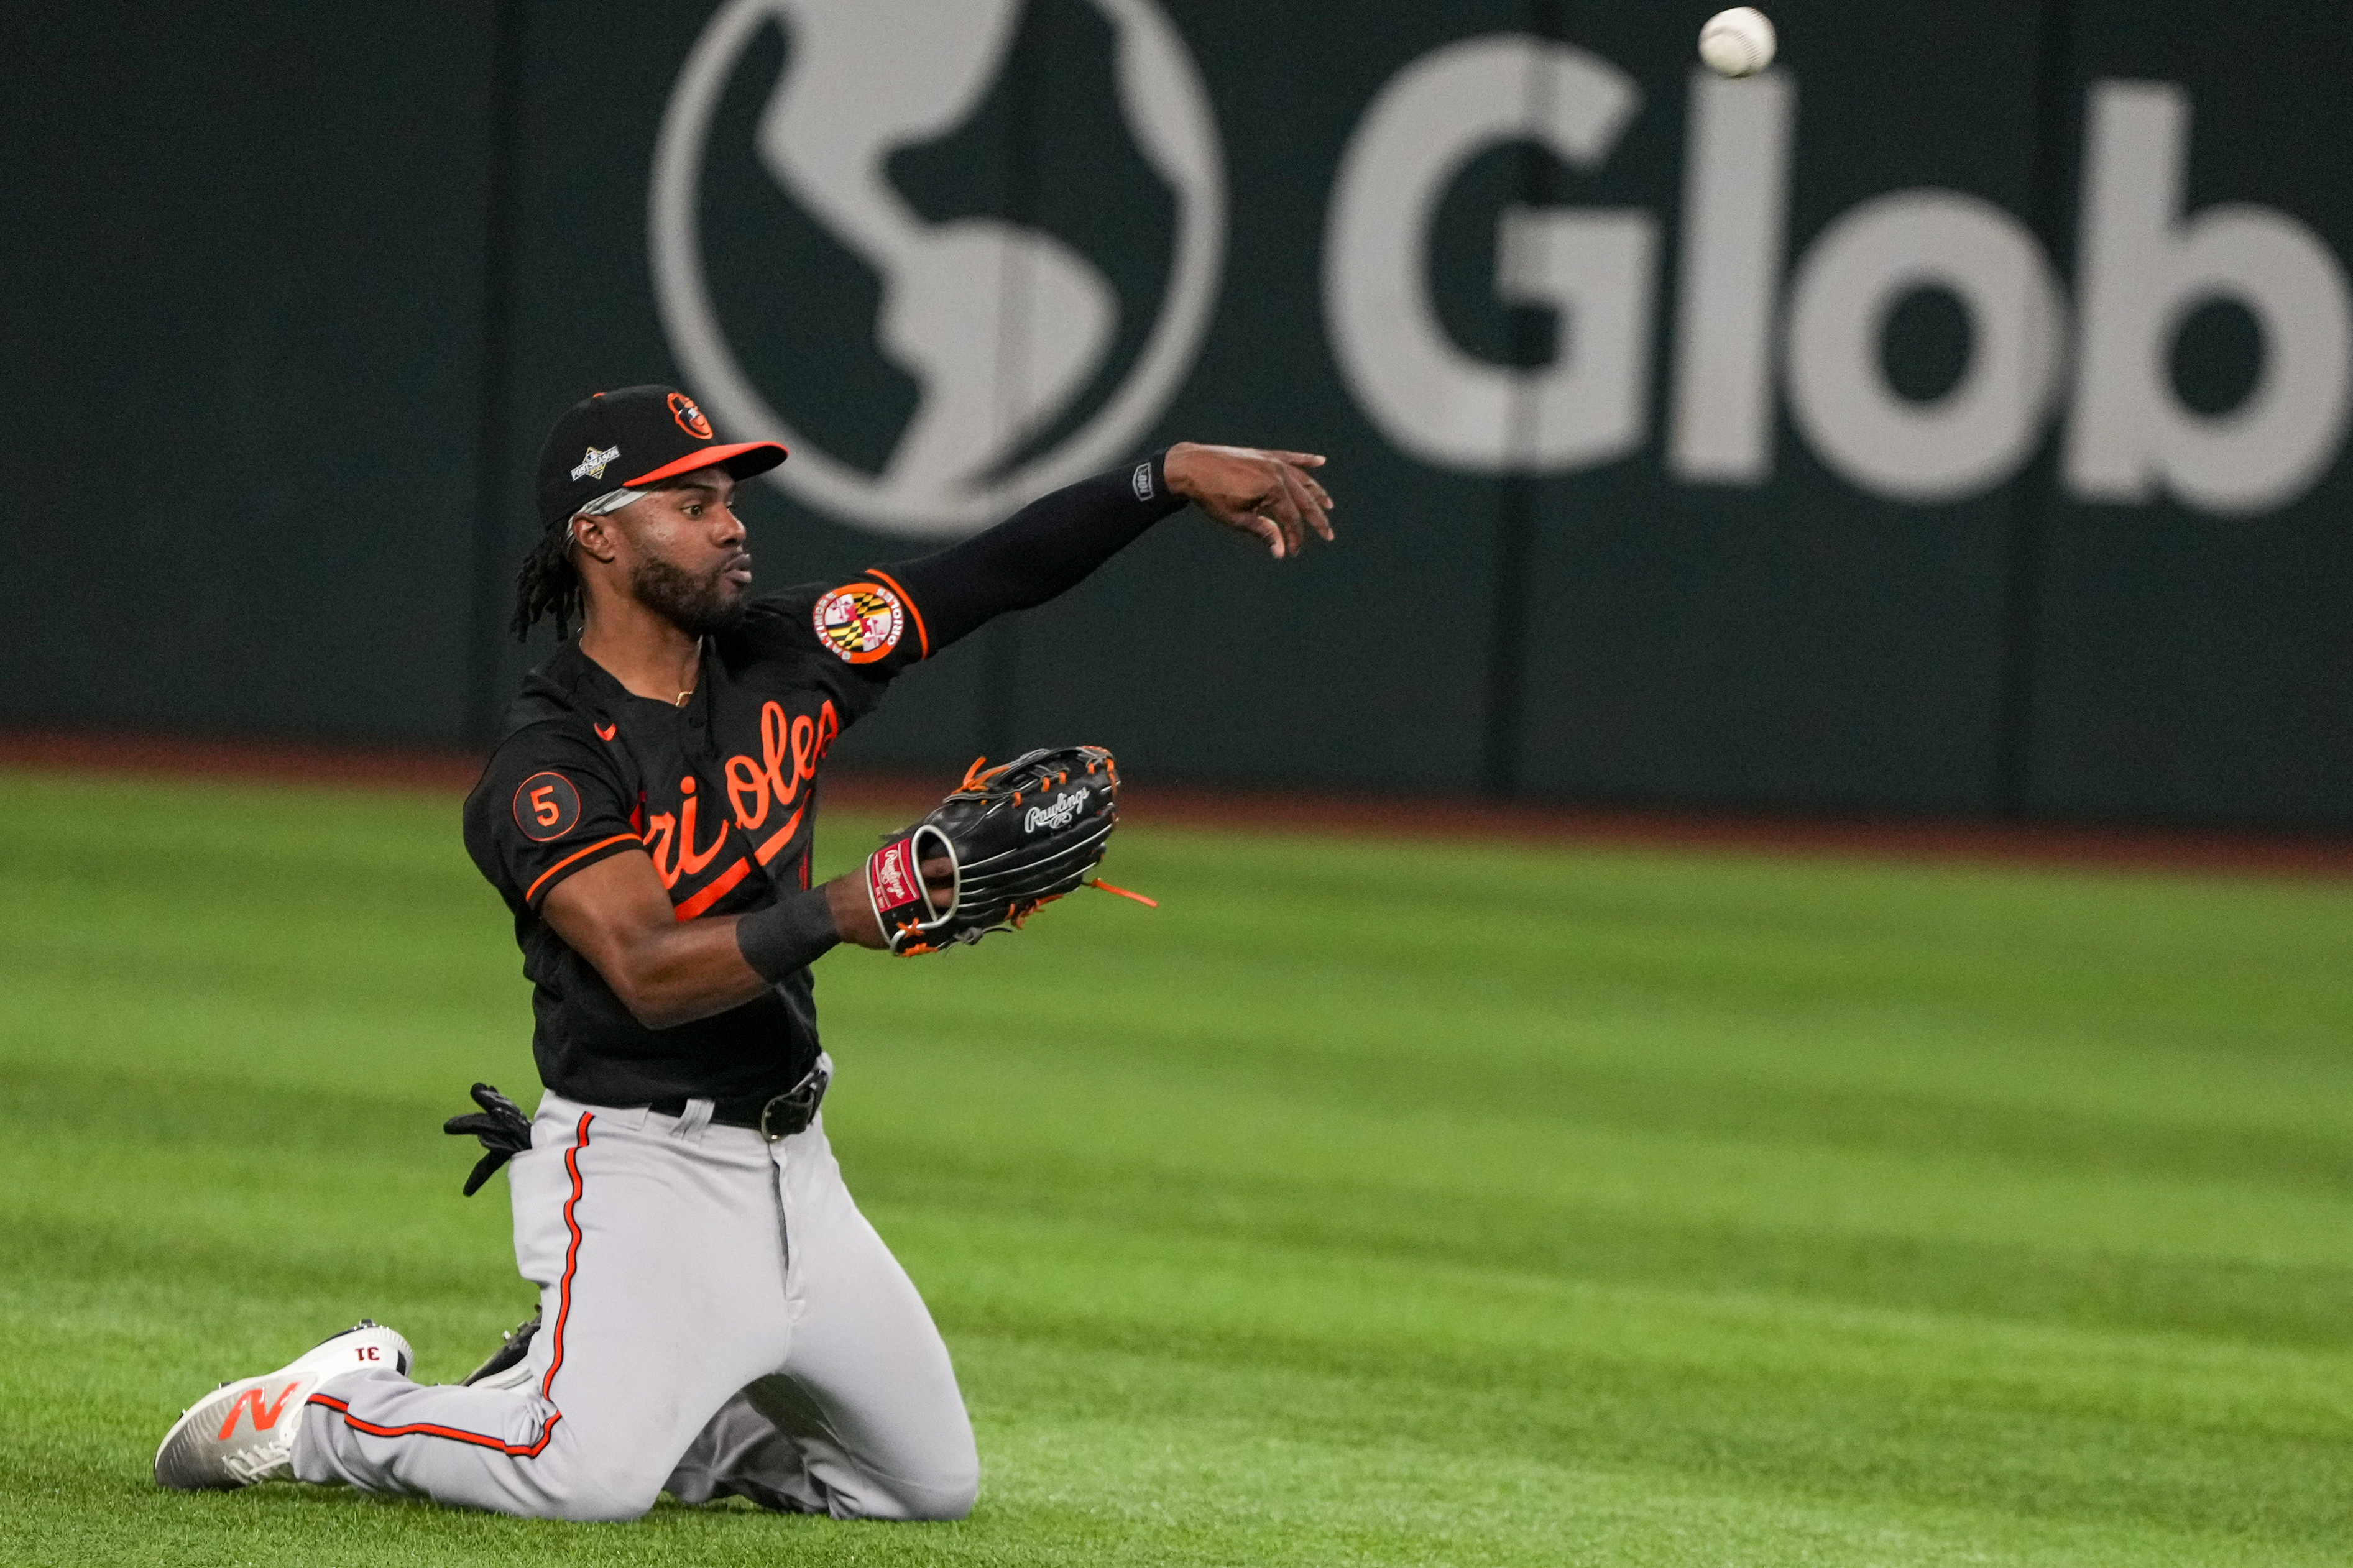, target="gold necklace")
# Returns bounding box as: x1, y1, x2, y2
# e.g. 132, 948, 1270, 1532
674, 639, 703, 707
